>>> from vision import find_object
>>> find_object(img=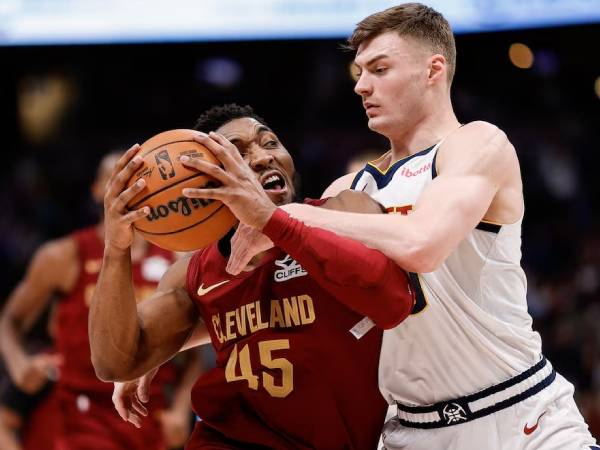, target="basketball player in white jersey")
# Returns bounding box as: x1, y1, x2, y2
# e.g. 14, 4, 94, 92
224, 3, 598, 450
